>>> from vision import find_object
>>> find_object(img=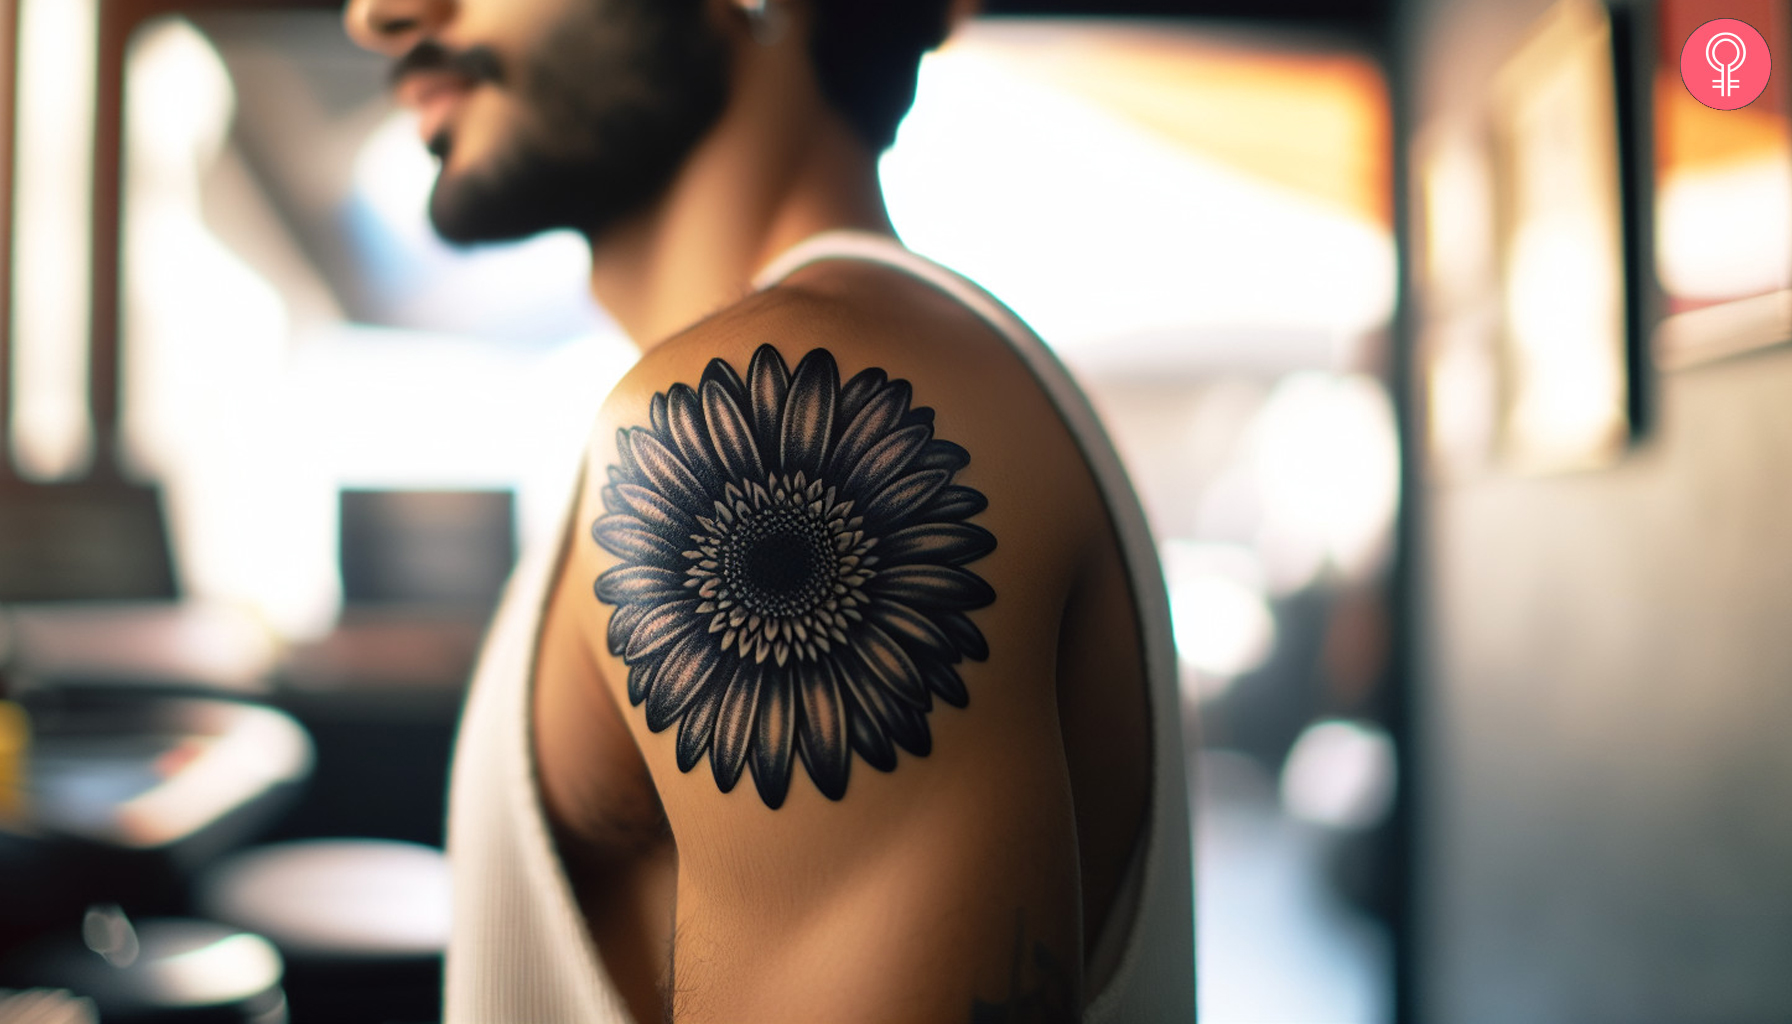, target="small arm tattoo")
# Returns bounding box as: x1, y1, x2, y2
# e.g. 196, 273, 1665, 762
592, 345, 996, 808
970, 909, 1077, 1023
